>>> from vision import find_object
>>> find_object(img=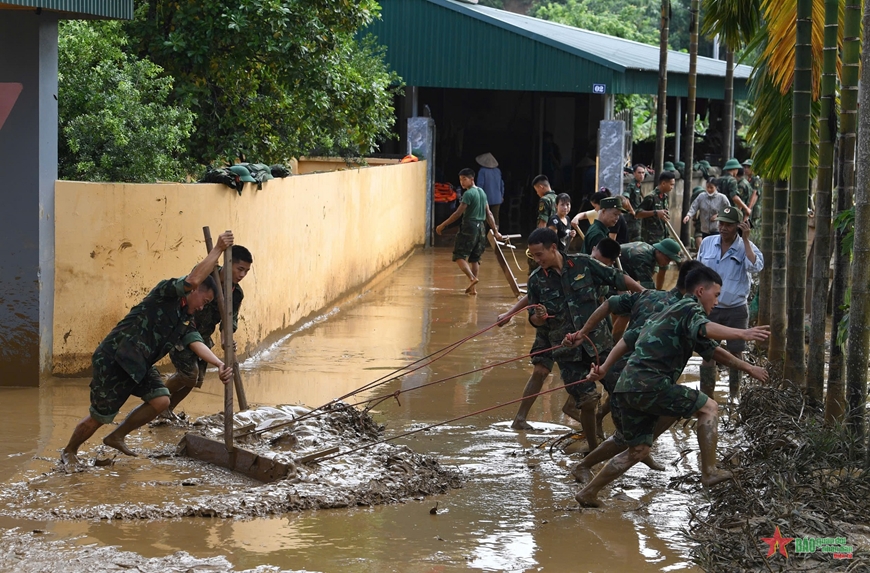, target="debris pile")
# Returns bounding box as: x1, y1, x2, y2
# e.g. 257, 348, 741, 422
0, 403, 462, 521
682, 381, 870, 571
